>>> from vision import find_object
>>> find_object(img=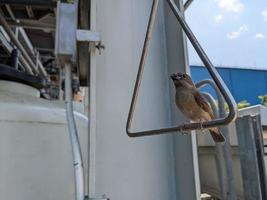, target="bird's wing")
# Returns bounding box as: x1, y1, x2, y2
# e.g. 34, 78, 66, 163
193, 91, 214, 119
